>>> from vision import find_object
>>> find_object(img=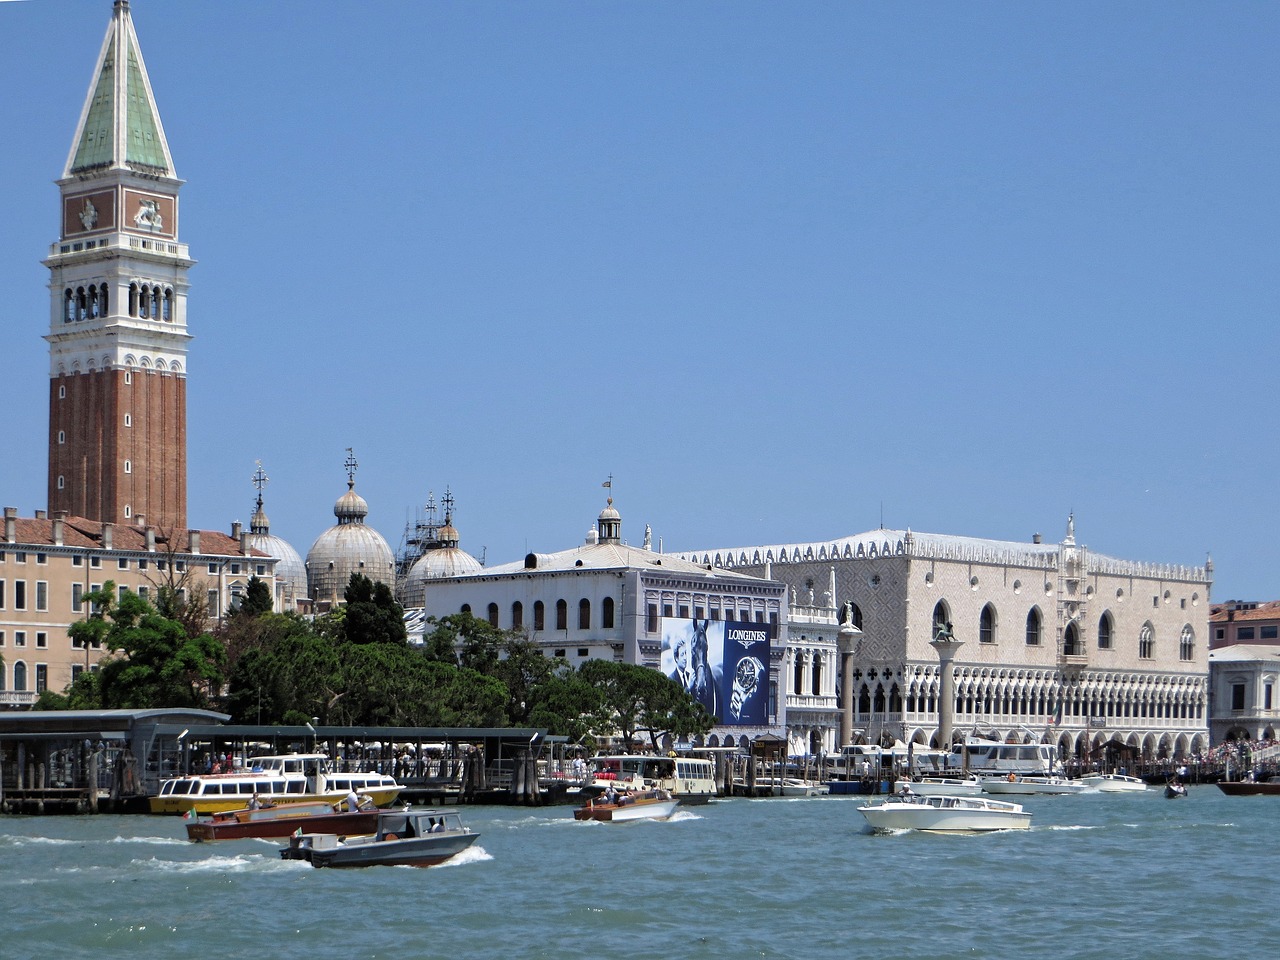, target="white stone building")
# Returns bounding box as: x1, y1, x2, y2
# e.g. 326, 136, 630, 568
676, 516, 1212, 760
1208, 644, 1280, 743
404, 498, 789, 746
